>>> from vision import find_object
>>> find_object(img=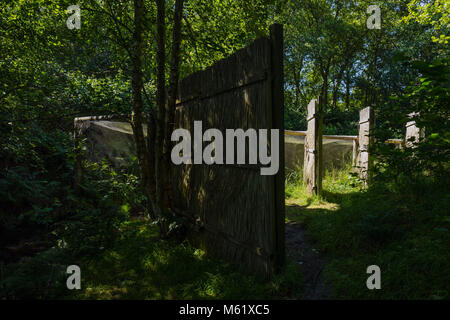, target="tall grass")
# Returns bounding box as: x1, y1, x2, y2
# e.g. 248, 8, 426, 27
286, 160, 360, 207
286, 160, 450, 299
